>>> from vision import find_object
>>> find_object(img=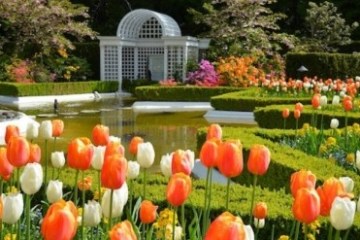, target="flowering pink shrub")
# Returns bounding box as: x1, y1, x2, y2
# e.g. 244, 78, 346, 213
186, 59, 219, 86
5, 59, 34, 83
